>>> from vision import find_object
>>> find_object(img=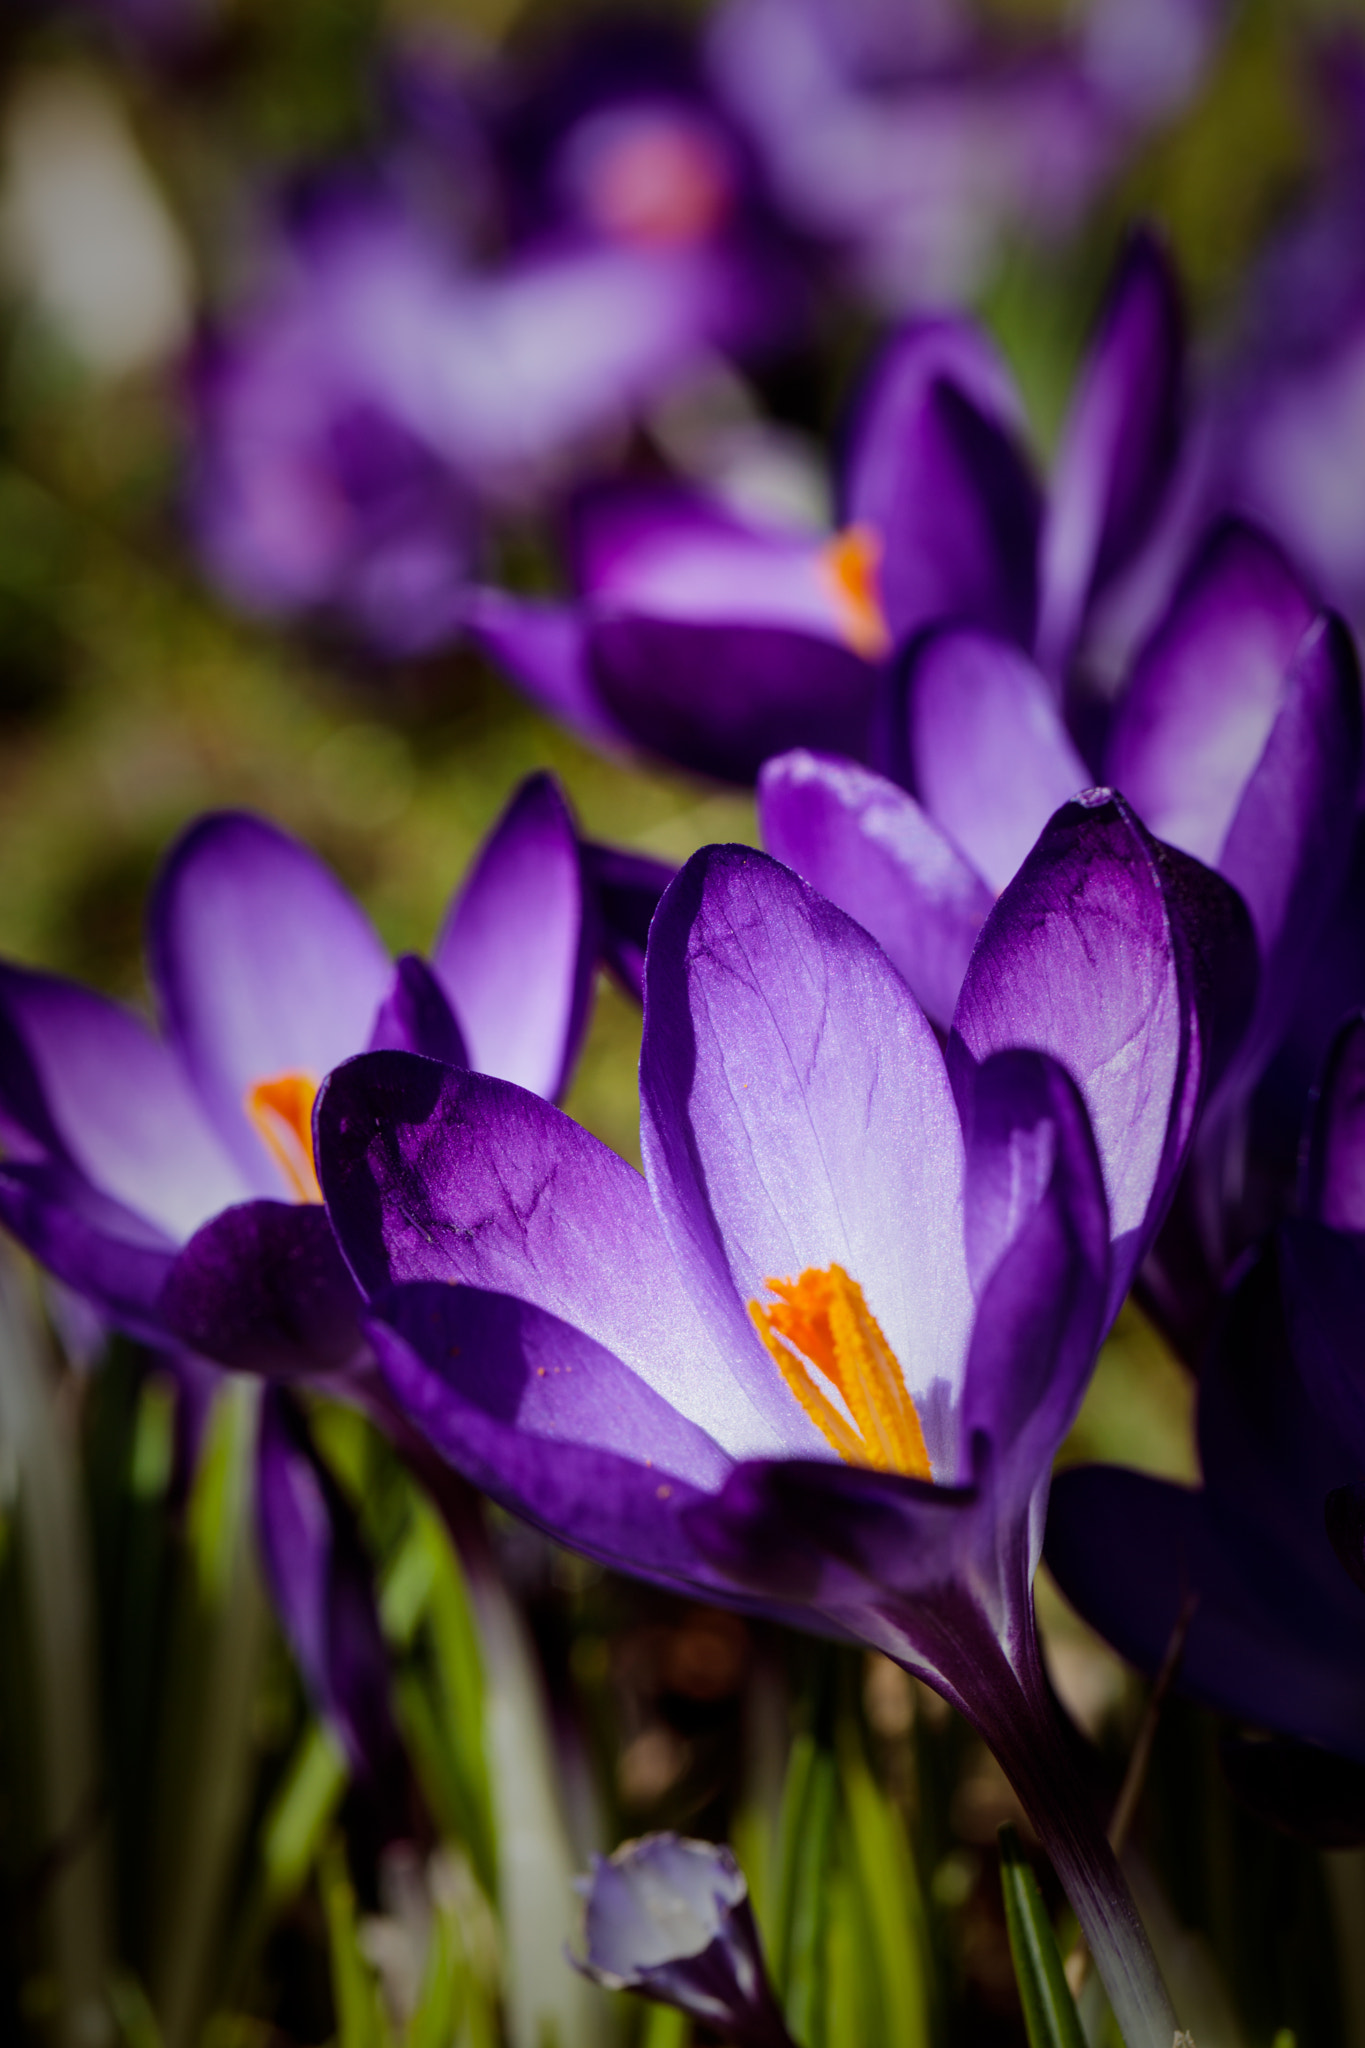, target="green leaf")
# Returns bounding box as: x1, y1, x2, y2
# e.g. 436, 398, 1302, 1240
837, 1721, 933, 2048
773, 1734, 839, 2048
998, 1824, 1087, 2048
639, 2005, 690, 2048
319, 1834, 393, 2048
